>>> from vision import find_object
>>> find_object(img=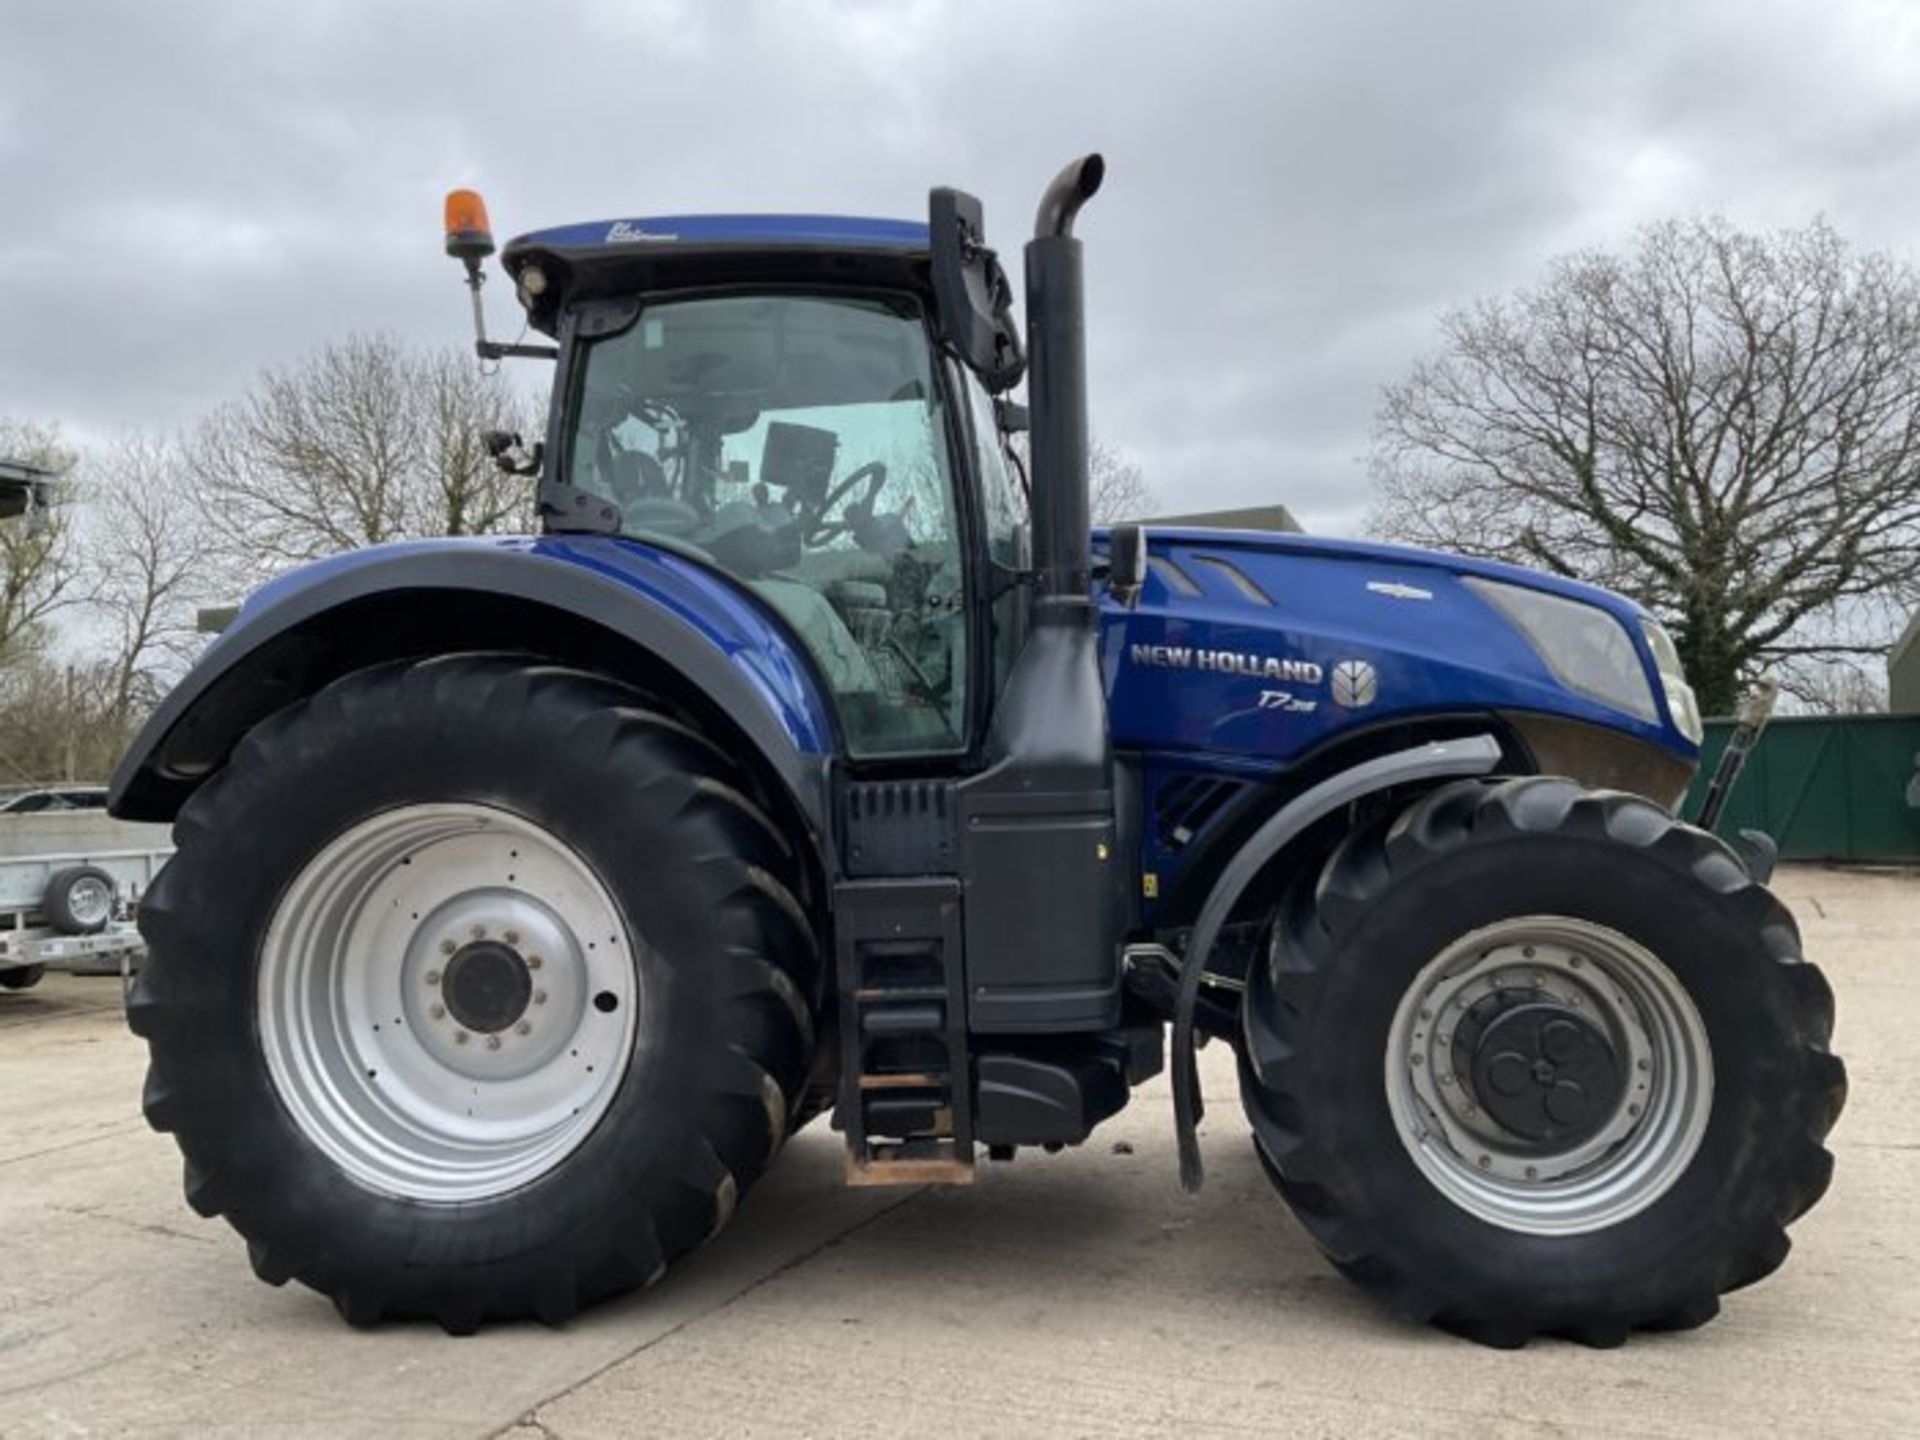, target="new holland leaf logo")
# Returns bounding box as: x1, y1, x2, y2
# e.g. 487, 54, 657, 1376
1331, 660, 1378, 708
